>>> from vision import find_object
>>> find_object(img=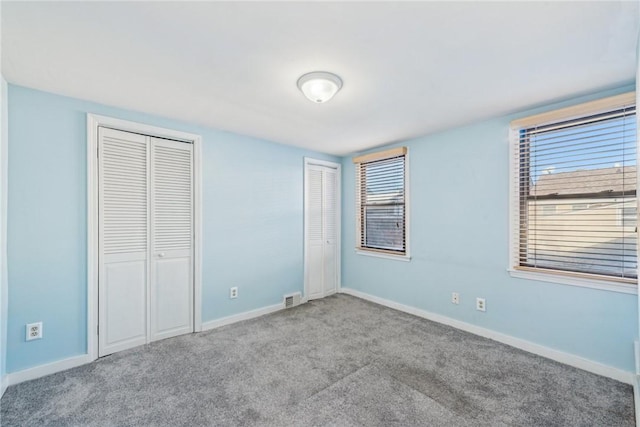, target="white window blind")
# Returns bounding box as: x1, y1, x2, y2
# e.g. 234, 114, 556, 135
512, 93, 637, 283
354, 147, 407, 255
